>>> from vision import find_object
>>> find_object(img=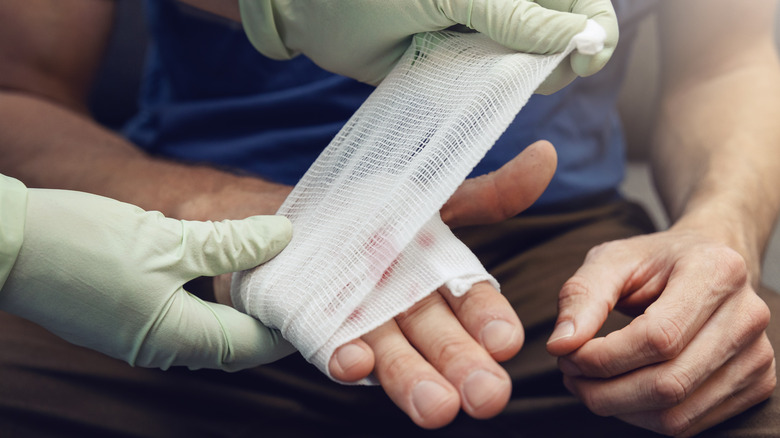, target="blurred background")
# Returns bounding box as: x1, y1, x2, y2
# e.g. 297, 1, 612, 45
88, 1, 780, 292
